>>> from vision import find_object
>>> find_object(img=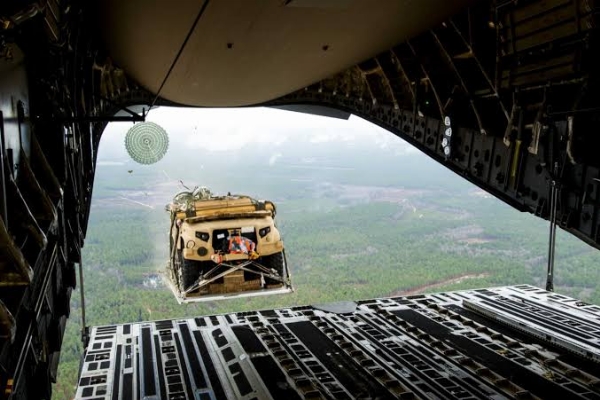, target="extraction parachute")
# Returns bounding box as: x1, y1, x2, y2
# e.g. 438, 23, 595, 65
125, 122, 169, 165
